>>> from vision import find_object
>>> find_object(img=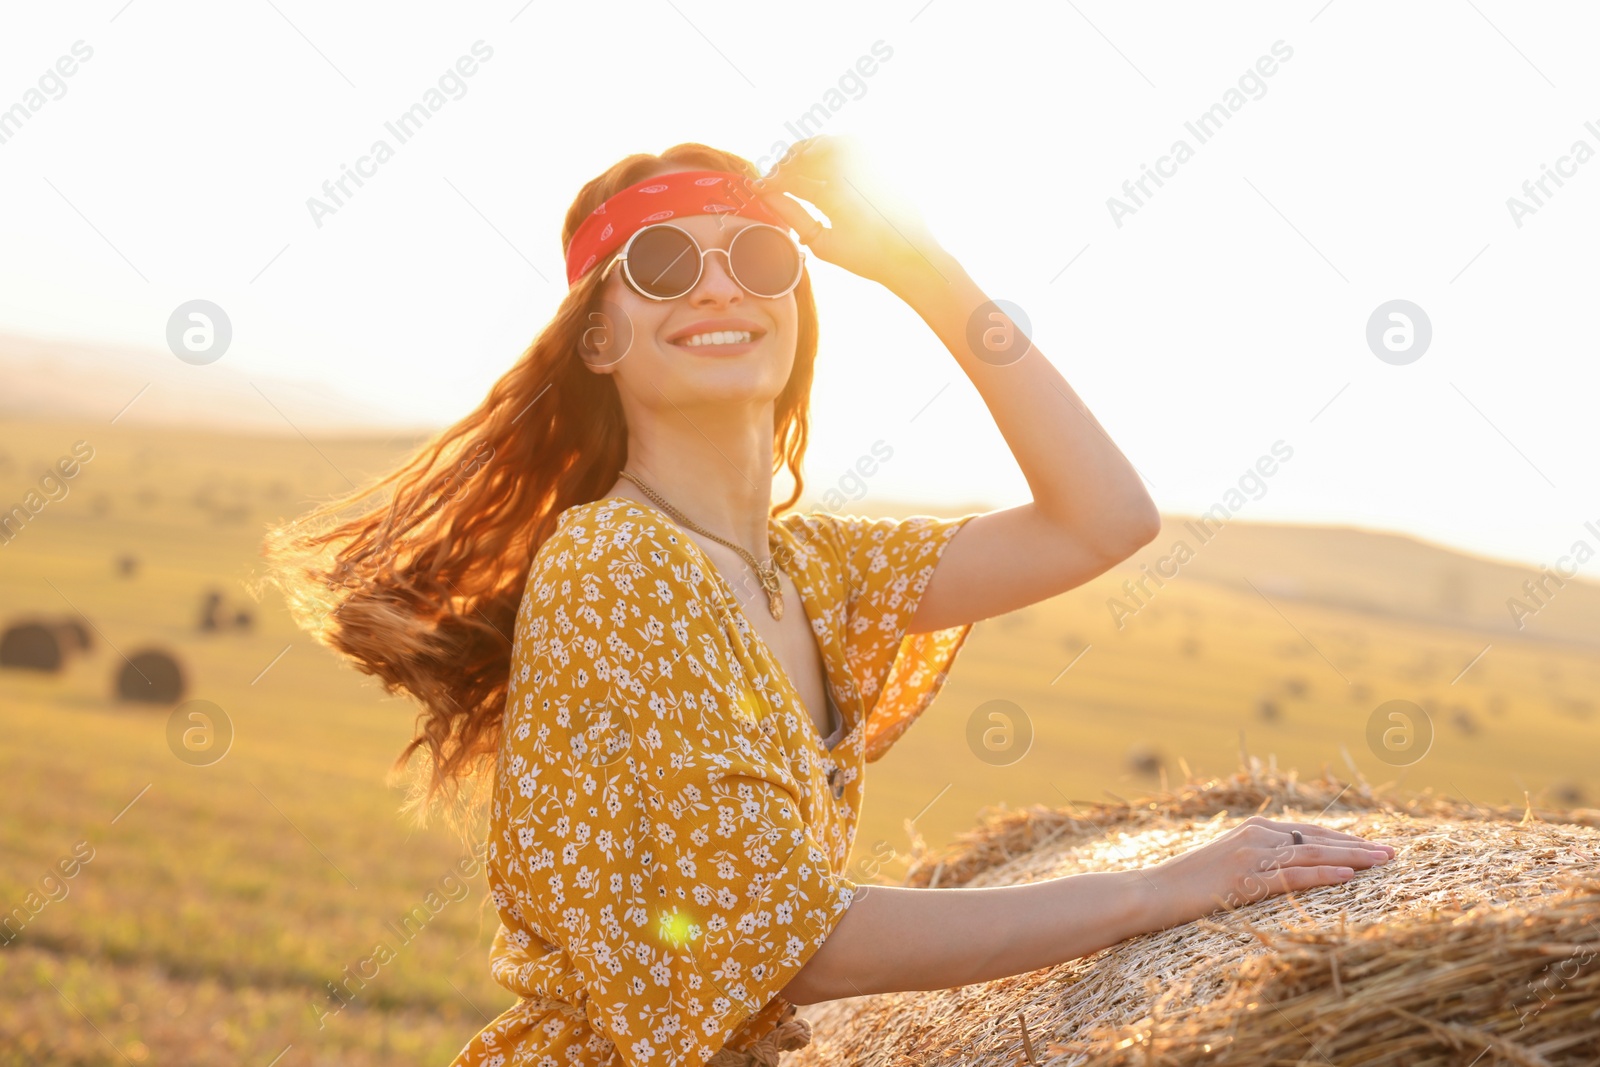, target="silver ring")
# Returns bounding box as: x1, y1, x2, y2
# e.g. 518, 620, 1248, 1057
1290, 829, 1304, 845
